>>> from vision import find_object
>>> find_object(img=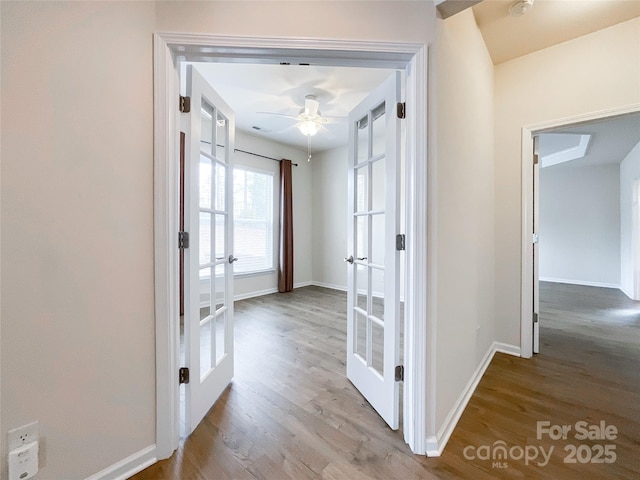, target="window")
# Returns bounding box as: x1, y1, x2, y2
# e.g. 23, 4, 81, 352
233, 167, 275, 274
